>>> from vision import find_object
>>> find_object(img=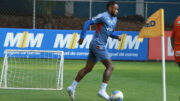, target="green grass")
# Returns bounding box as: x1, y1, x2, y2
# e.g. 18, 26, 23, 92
0, 59, 180, 101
